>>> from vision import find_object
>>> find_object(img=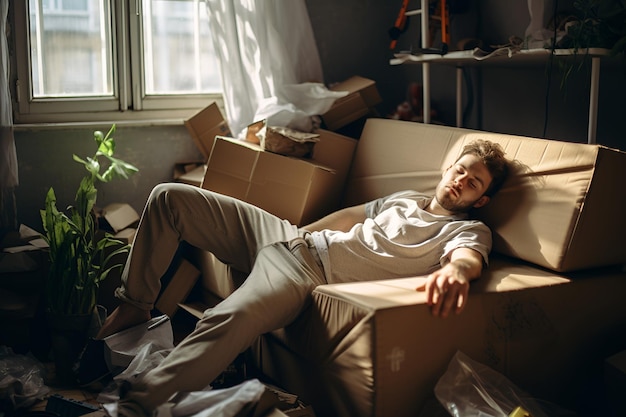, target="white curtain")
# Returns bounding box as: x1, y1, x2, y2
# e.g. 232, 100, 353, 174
204, 0, 342, 137
0, 0, 18, 231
